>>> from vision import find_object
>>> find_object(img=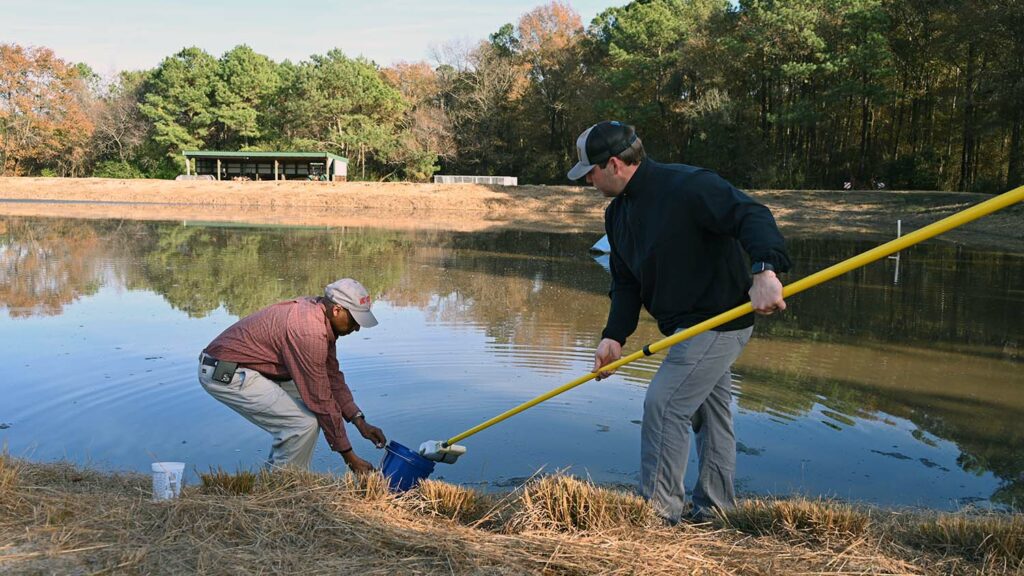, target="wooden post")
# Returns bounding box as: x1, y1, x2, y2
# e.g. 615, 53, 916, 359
274, 159, 279, 181
216, 159, 221, 181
